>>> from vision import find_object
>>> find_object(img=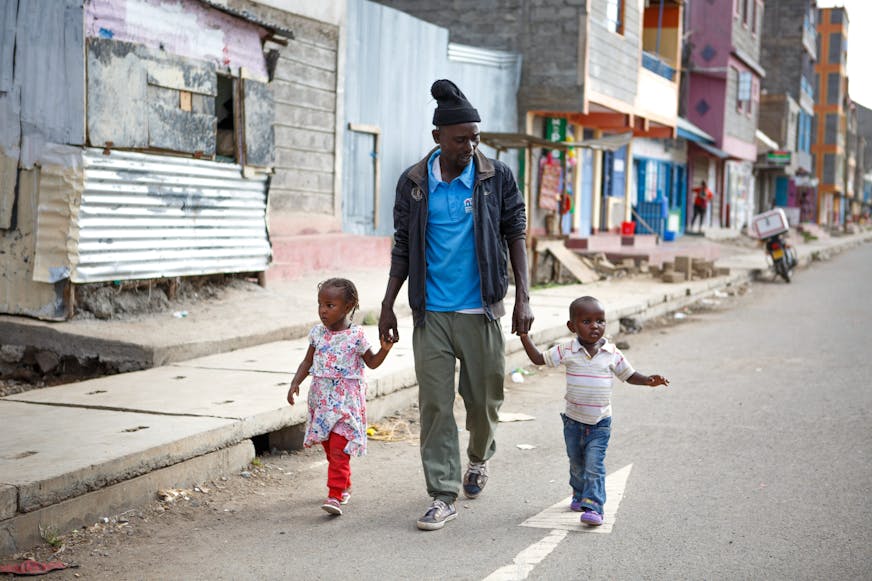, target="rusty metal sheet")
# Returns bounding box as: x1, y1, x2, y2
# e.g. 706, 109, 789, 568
73, 148, 270, 282
147, 103, 217, 155
242, 78, 274, 167
146, 58, 217, 95
87, 38, 149, 149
